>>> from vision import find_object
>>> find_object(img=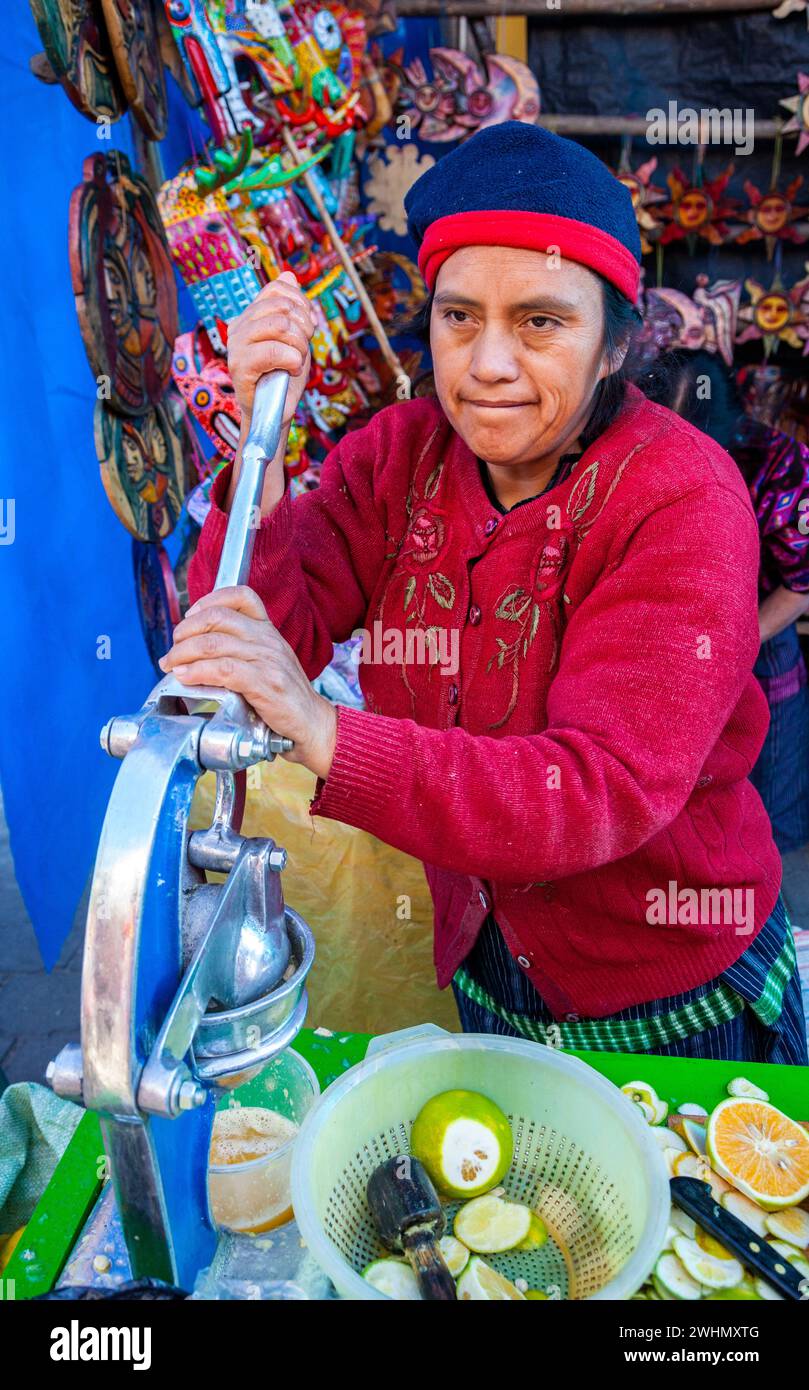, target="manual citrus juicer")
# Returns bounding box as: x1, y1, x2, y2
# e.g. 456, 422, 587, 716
46, 370, 315, 1291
